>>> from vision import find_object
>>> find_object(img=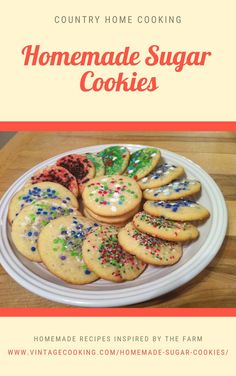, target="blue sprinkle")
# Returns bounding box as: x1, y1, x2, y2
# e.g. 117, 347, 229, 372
43, 211, 48, 215
31, 246, 36, 252
60, 255, 66, 260
28, 231, 33, 237
85, 270, 91, 275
